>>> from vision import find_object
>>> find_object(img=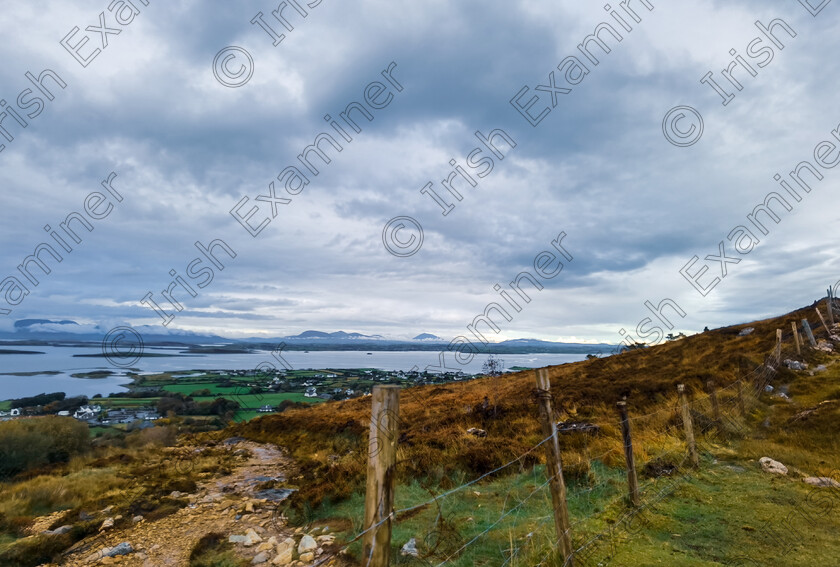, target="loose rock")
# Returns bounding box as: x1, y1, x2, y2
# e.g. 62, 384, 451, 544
803, 477, 840, 488
759, 457, 788, 475
298, 534, 318, 554
401, 538, 419, 557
